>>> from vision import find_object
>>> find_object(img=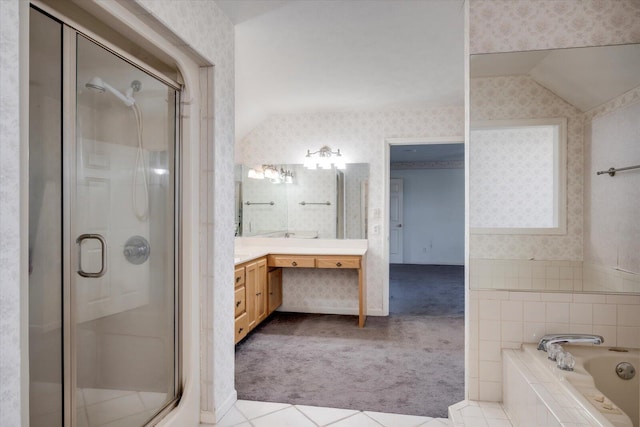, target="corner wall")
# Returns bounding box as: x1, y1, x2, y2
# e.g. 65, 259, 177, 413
467, 0, 640, 402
